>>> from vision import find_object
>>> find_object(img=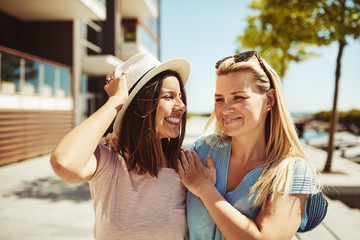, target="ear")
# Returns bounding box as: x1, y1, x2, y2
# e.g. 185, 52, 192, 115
266, 89, 276, 109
